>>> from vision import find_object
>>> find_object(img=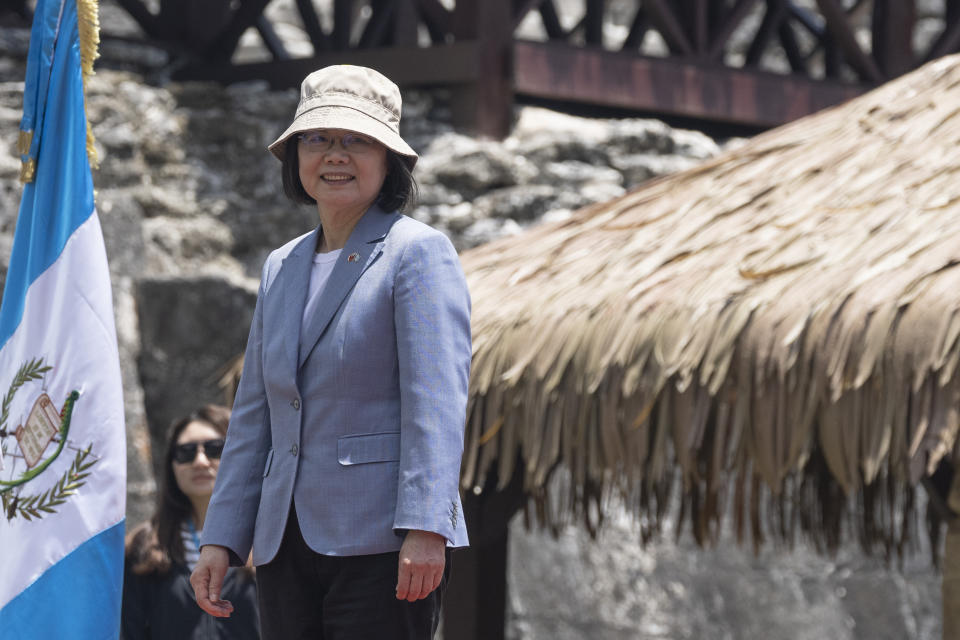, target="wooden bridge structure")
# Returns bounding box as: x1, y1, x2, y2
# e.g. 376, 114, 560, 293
108, 0, 960, 138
